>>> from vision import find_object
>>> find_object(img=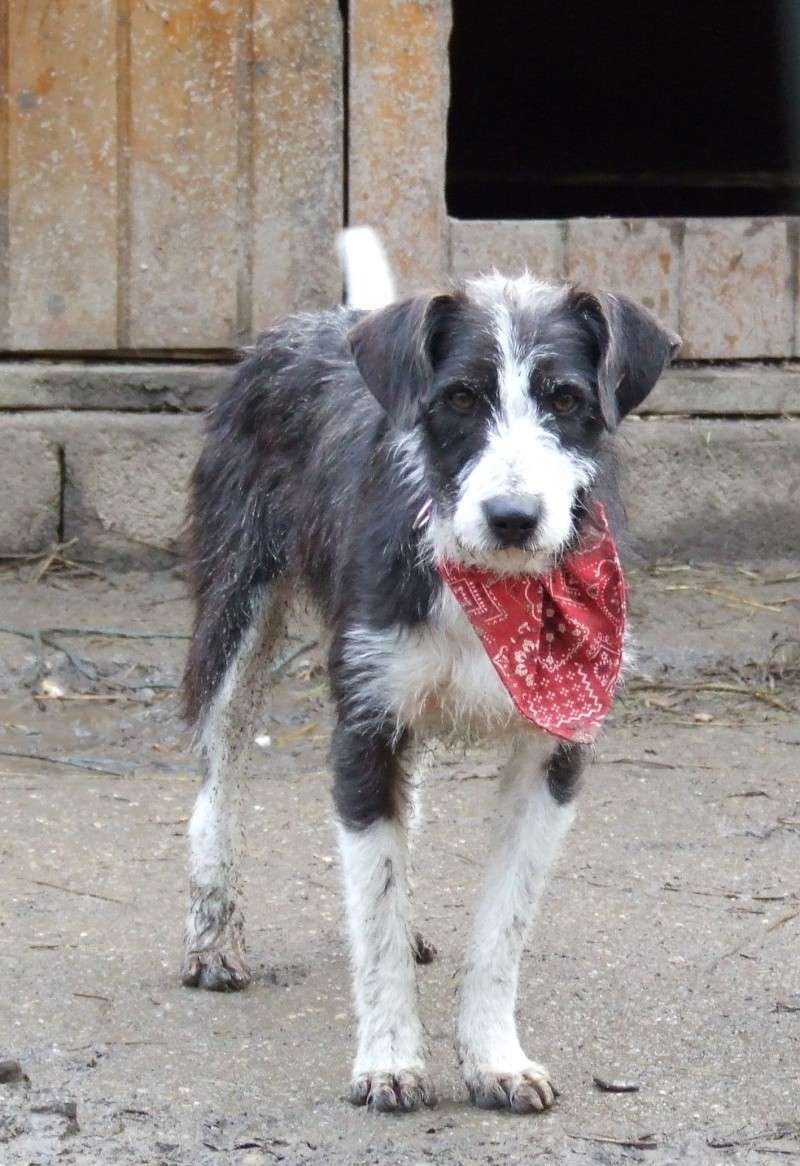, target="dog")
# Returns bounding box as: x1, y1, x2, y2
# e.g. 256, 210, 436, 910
179, 228, 680, 1115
